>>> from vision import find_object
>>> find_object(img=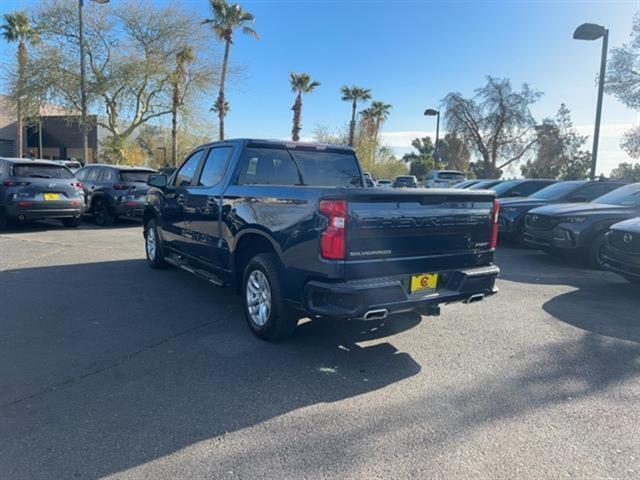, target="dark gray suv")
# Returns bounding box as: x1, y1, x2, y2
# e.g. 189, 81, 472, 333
0, 157, 85, 229
75, 164, 156, 226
